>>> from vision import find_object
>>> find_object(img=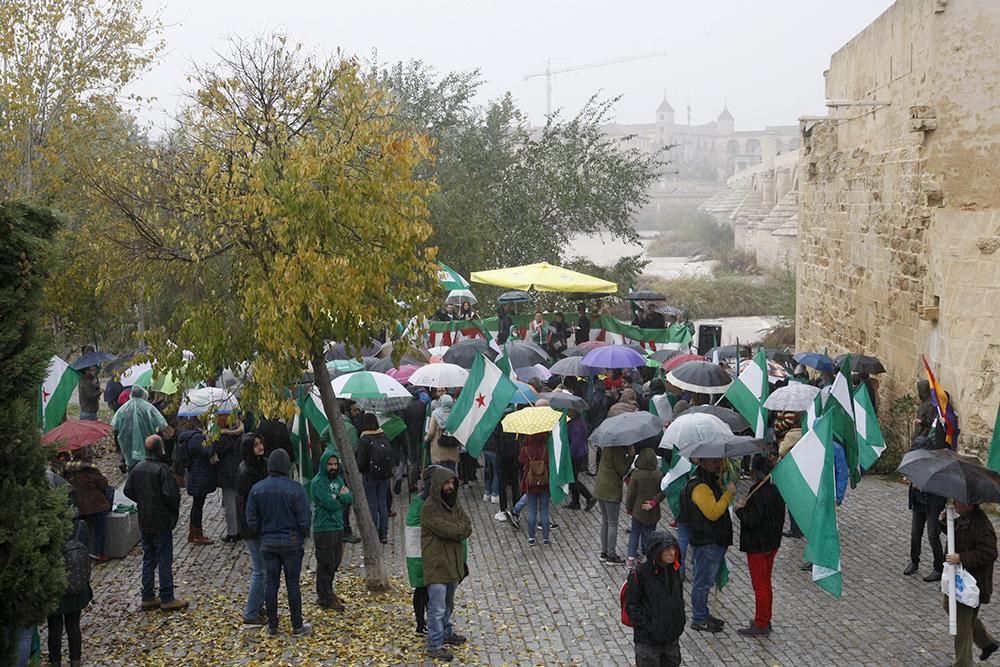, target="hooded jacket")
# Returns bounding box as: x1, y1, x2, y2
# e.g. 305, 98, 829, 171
955, 506, 997, 605
595, 445, 632, 503
63, 460, 112, 516
214, 419, 244, 489
624, 530, 685, 646
625, 448, 664, 525
311, 450, 353, 533
124, 449, 180, 535
236, 433, 268, 539
246, 449, 311, 551
420, 467, 472, 585
177, 428, 216, 497
735, 477, 785, 554
607, 389, 639, 418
